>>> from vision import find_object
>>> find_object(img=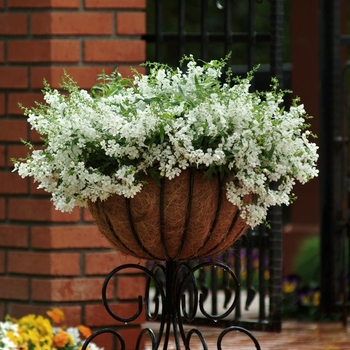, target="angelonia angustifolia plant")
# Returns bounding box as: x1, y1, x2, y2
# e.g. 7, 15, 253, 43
13, 54, 318, 228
